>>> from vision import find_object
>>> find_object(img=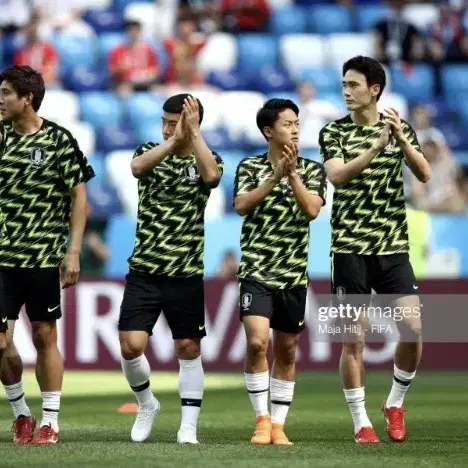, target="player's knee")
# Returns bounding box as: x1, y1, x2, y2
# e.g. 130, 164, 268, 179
175, 339, 200, 360
0, 332, 7, 354
247, 336, 268, 358
120, 339, 145, 360
31, 322, 57, 351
